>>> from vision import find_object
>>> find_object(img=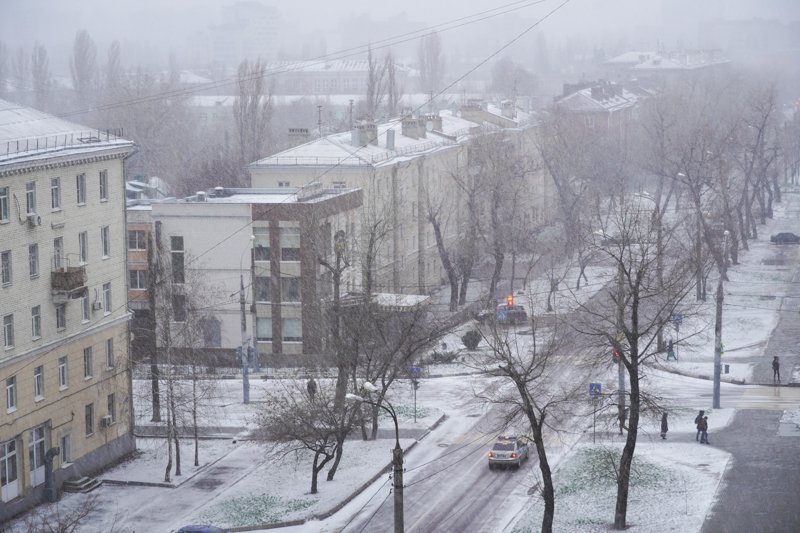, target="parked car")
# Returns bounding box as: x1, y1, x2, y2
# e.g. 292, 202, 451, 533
488, 435, 530, 470
770, 232, 800, 244
495, 304, 528, 325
